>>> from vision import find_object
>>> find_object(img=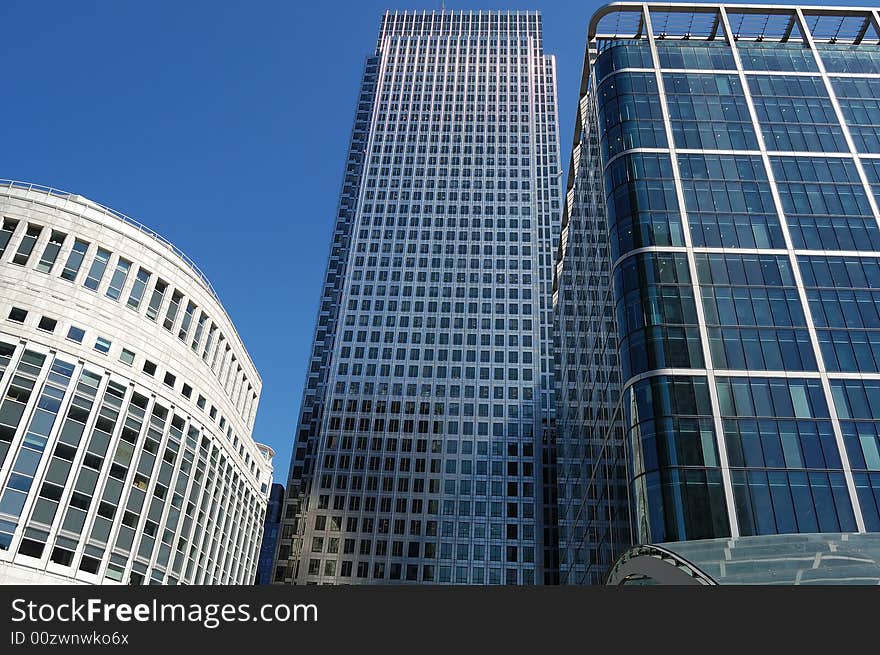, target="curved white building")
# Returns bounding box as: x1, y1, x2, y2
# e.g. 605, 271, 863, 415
0, 180, 270, 585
